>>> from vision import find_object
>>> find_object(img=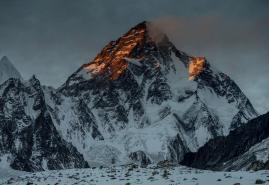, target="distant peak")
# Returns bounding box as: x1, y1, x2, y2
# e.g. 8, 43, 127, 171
29, 74, 41, 86
0, 56, 22, 84
0, 56, 11, 63
30, 74, 38, 80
